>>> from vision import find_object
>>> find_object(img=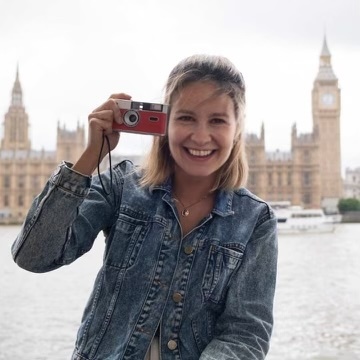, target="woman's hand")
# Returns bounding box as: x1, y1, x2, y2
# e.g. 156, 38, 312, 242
72, 93, 132, 175
88, 93, 131, 156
